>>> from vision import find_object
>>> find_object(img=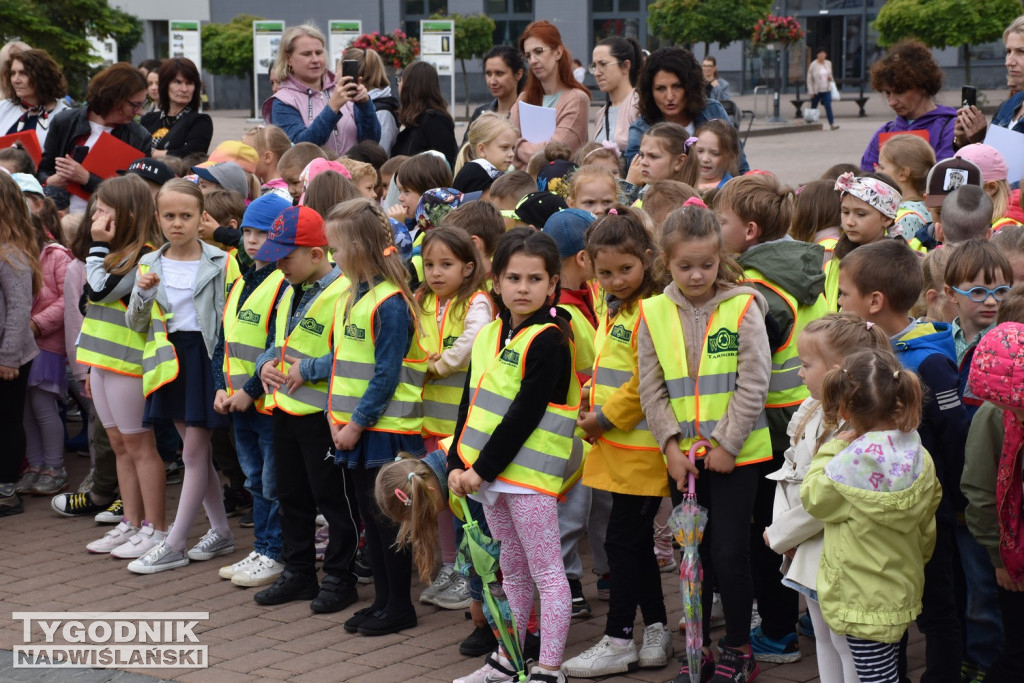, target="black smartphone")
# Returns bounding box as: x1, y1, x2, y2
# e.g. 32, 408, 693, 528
71, 145, 89, 163
962, 85, 977, 108
341, 59, 360, 82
